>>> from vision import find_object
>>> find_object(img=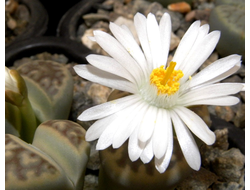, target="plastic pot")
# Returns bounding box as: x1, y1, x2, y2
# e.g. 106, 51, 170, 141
6, 0, 48, 46
5, 36, 92, 67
